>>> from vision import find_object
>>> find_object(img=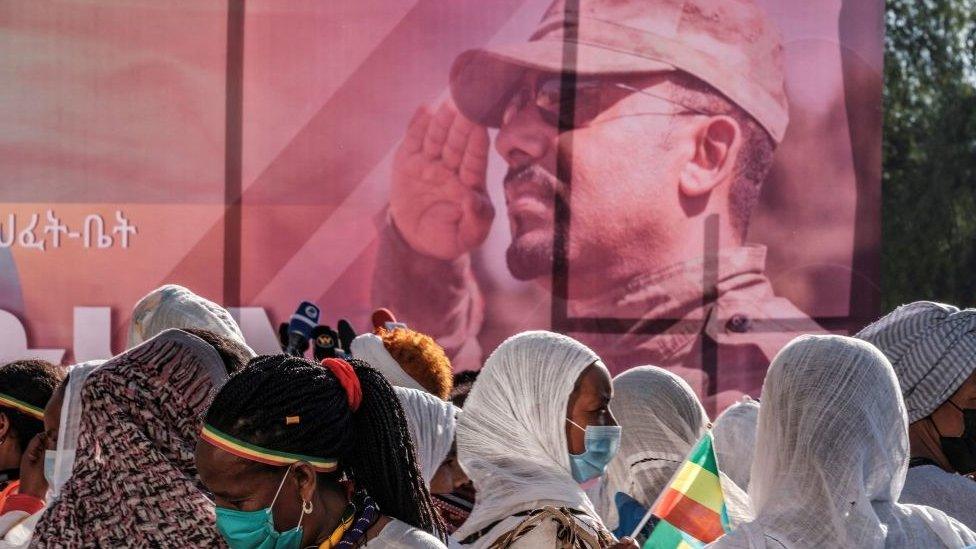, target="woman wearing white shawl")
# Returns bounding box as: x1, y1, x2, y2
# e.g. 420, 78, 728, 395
394, 386, 461, 488
597, 367, 751, 541
396, 387, 470, 549
127, 284, 251, 352
598, 367, 707, 533
455, 331, 630, 549
712, 397, 759, 492
709, 335, 976, 548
